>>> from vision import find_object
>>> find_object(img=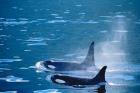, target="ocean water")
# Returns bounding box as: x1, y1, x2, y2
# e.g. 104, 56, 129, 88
0, 0, 140, 93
